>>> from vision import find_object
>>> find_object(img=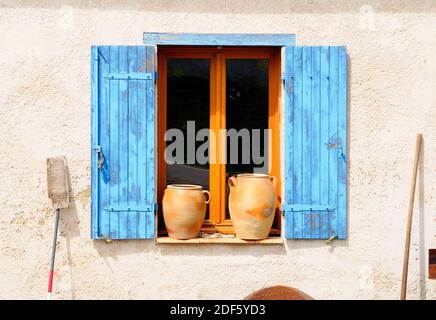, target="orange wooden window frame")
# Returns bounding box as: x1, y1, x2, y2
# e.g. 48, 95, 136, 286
157, 46, 281, 235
